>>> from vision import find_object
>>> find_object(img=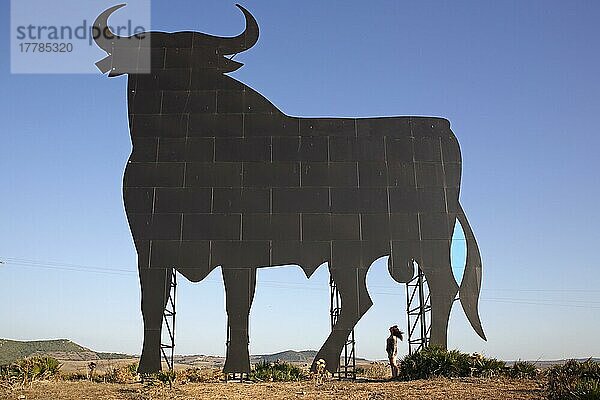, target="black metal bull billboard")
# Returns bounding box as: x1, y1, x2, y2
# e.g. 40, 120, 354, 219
93, 4, 486, 374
